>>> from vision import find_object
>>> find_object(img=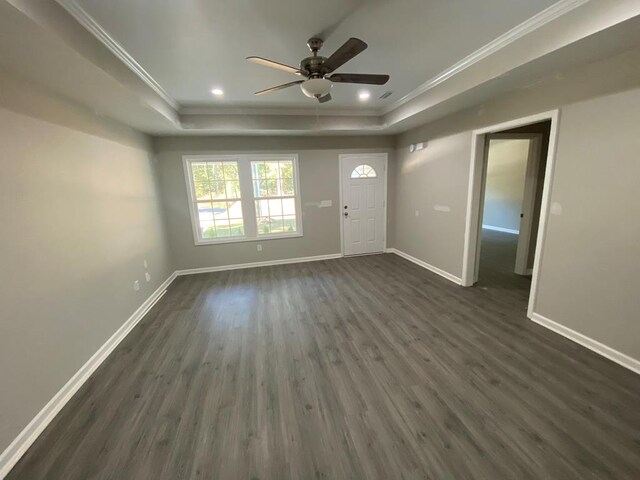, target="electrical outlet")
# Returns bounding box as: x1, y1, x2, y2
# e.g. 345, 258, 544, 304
257, 244, 262, 252
145, 272, 151, 282
143, 260, 148, 269
133, 280, 140, 291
